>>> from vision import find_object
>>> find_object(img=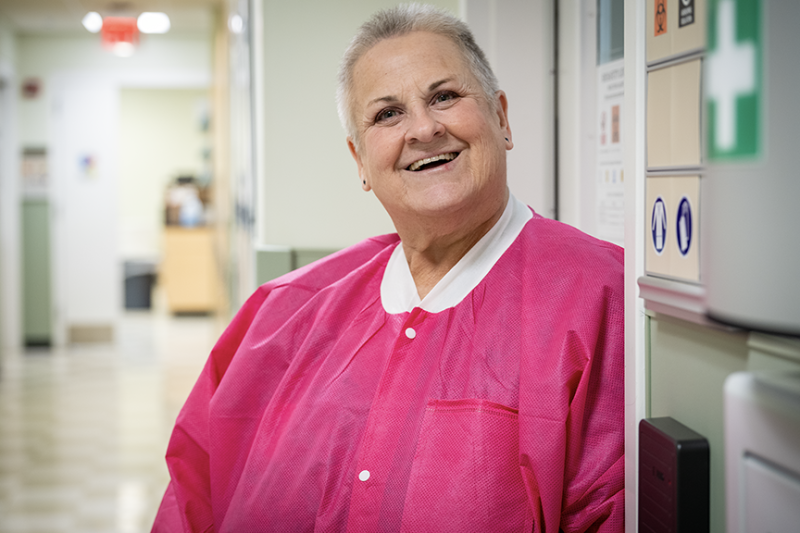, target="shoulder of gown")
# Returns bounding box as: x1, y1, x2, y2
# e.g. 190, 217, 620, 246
519, 211, 624, 283
205, 232, 400, 387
